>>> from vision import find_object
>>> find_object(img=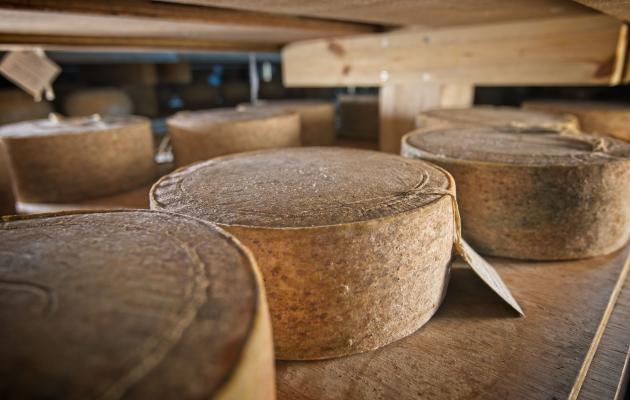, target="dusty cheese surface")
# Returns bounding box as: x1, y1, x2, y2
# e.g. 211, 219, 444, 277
403, 127, 630, 260
152, 148, 455, 360
0, 210, 274, 400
